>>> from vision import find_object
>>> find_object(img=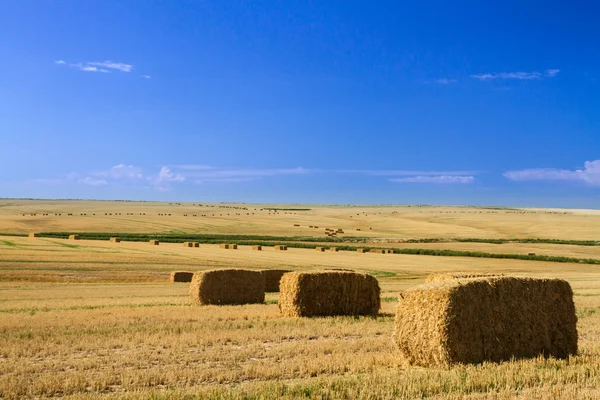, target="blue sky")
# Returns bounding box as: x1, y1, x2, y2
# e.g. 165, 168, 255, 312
0, 1, 599, 207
